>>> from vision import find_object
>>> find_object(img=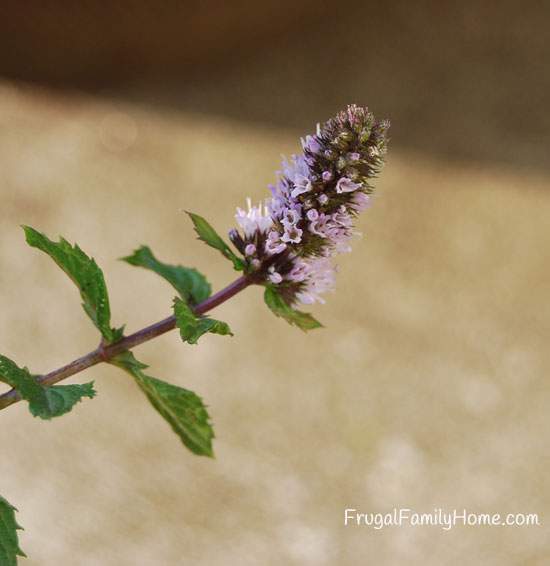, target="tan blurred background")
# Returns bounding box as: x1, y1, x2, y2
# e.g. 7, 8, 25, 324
1, 2, 549, 565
